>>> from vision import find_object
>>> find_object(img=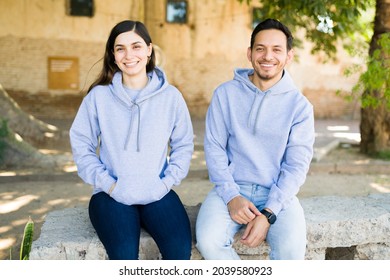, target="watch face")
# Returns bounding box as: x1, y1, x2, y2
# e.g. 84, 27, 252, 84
261, 209, 276, 224
268, 213, 276, 224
